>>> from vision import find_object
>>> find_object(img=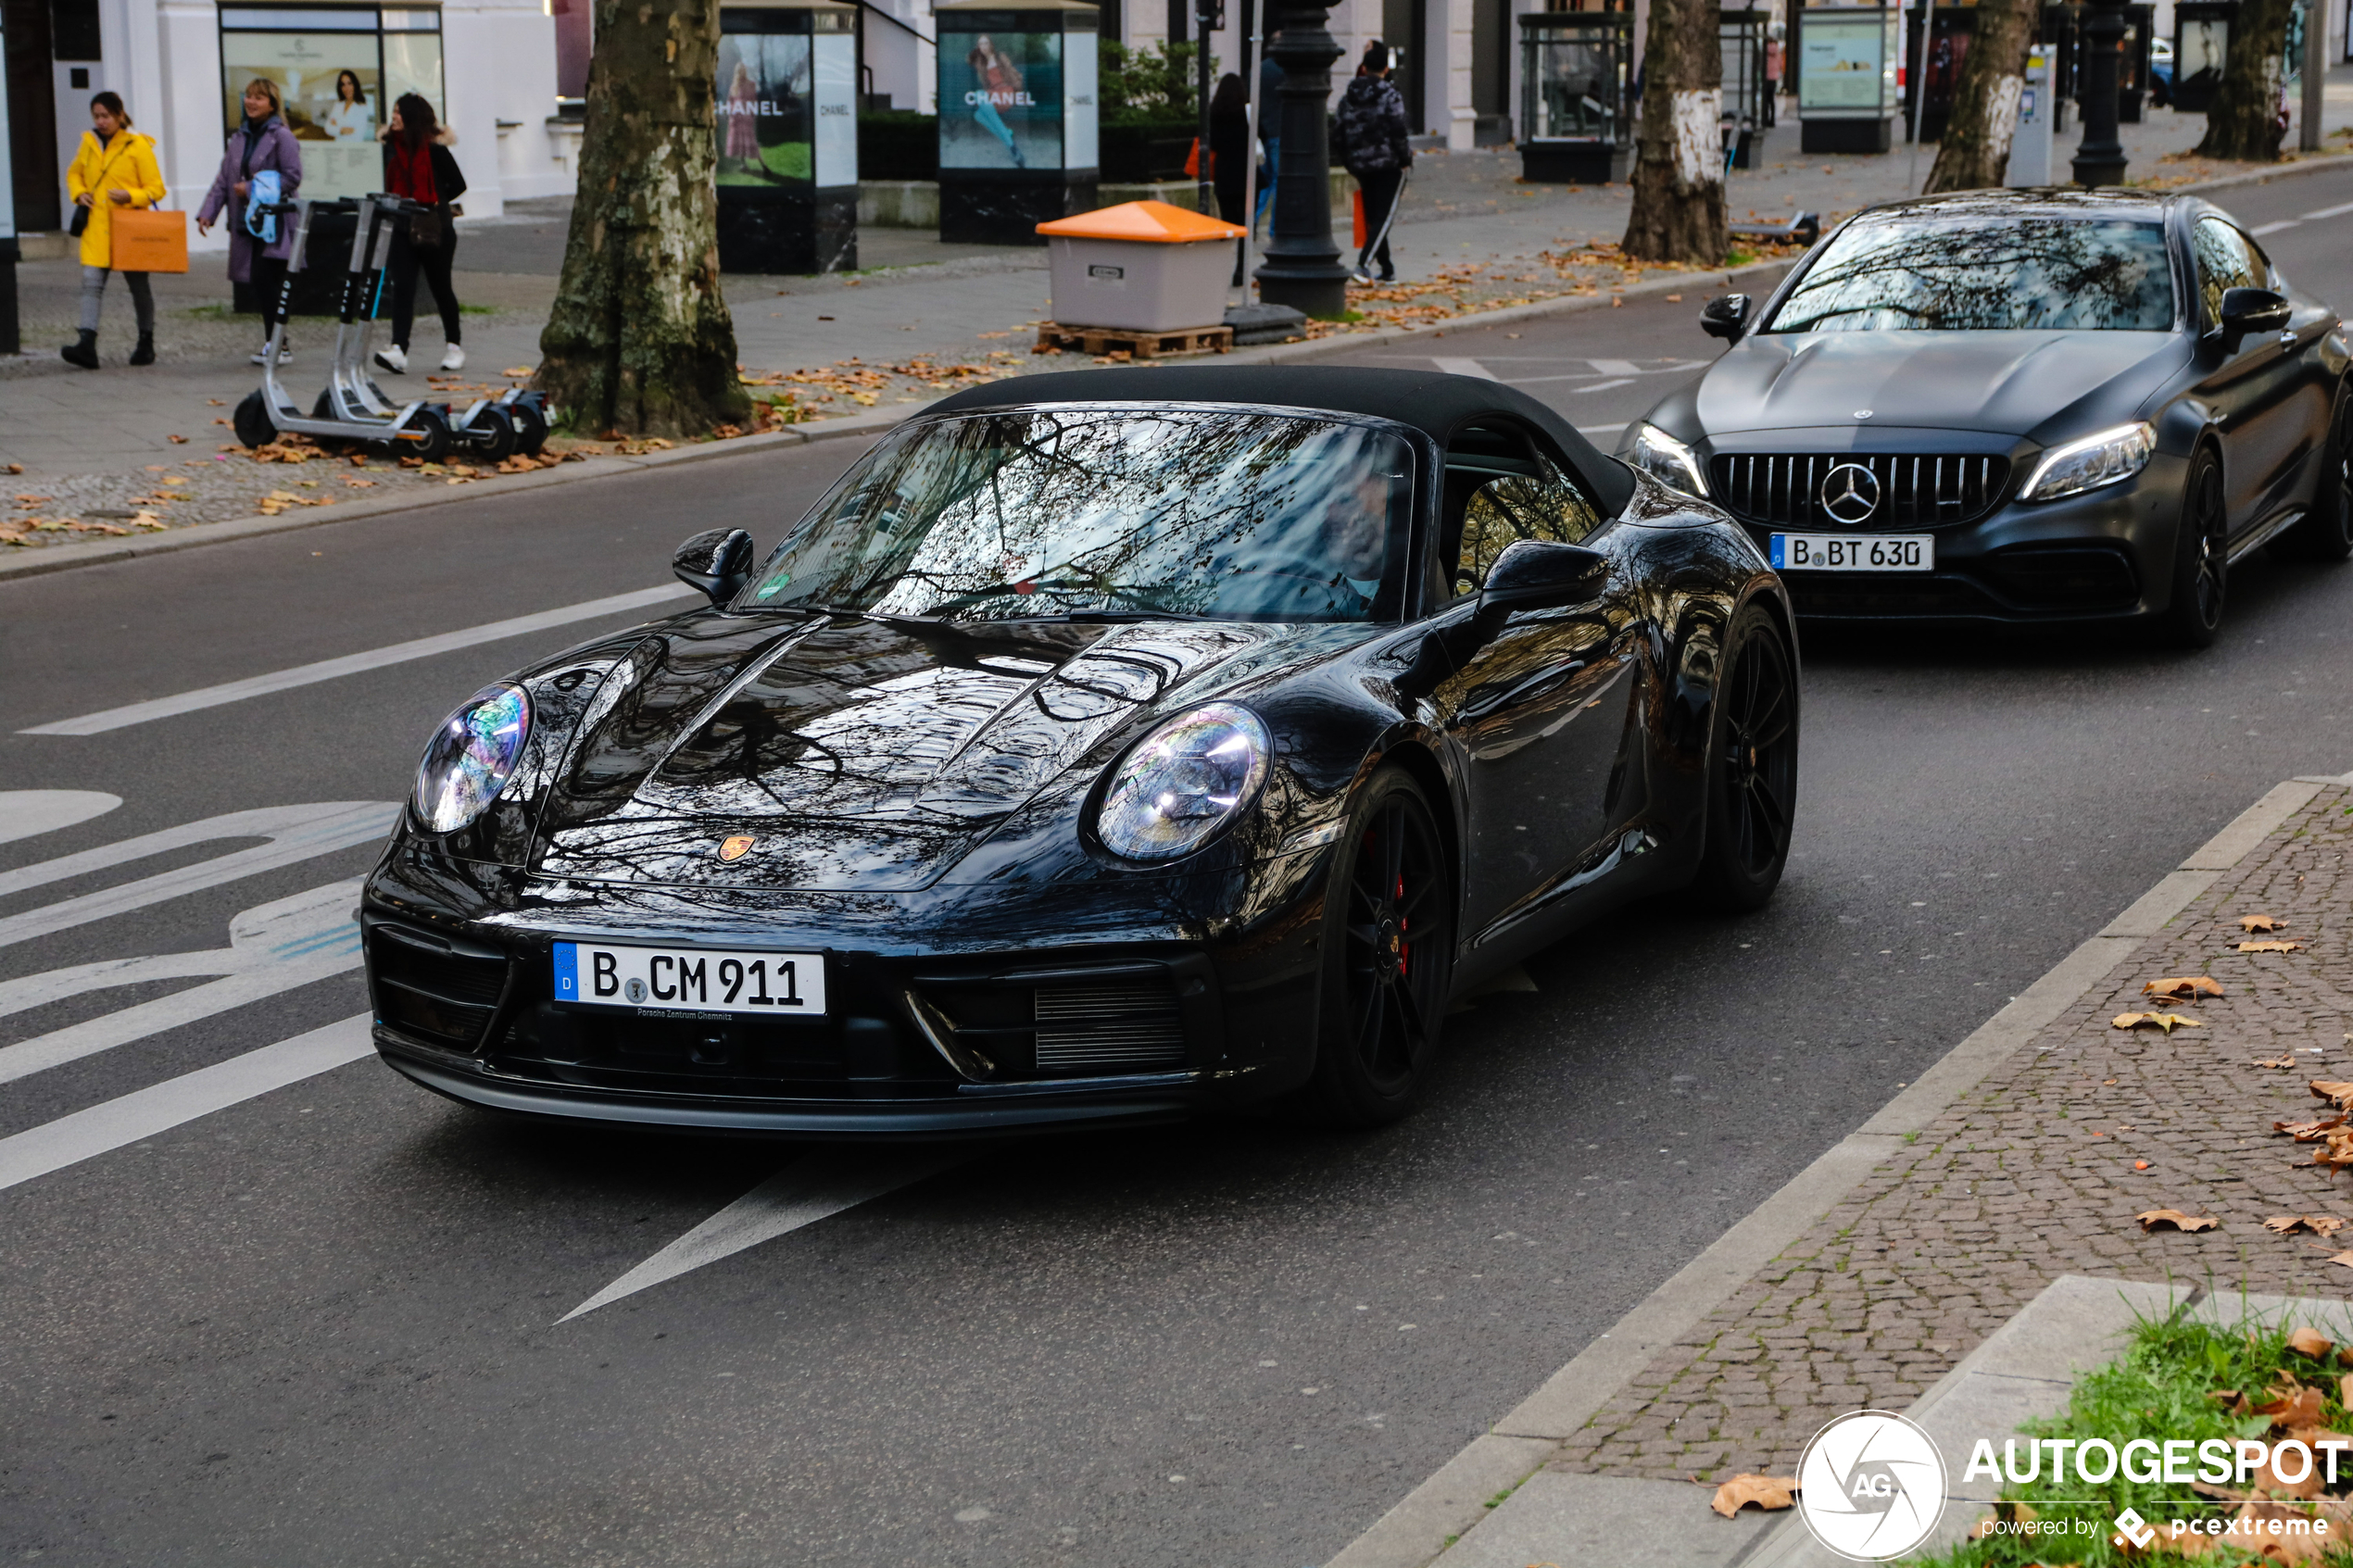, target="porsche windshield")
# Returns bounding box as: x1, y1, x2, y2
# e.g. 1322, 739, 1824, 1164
1765, 217, 2176, 332
741, 408, 1415, 623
